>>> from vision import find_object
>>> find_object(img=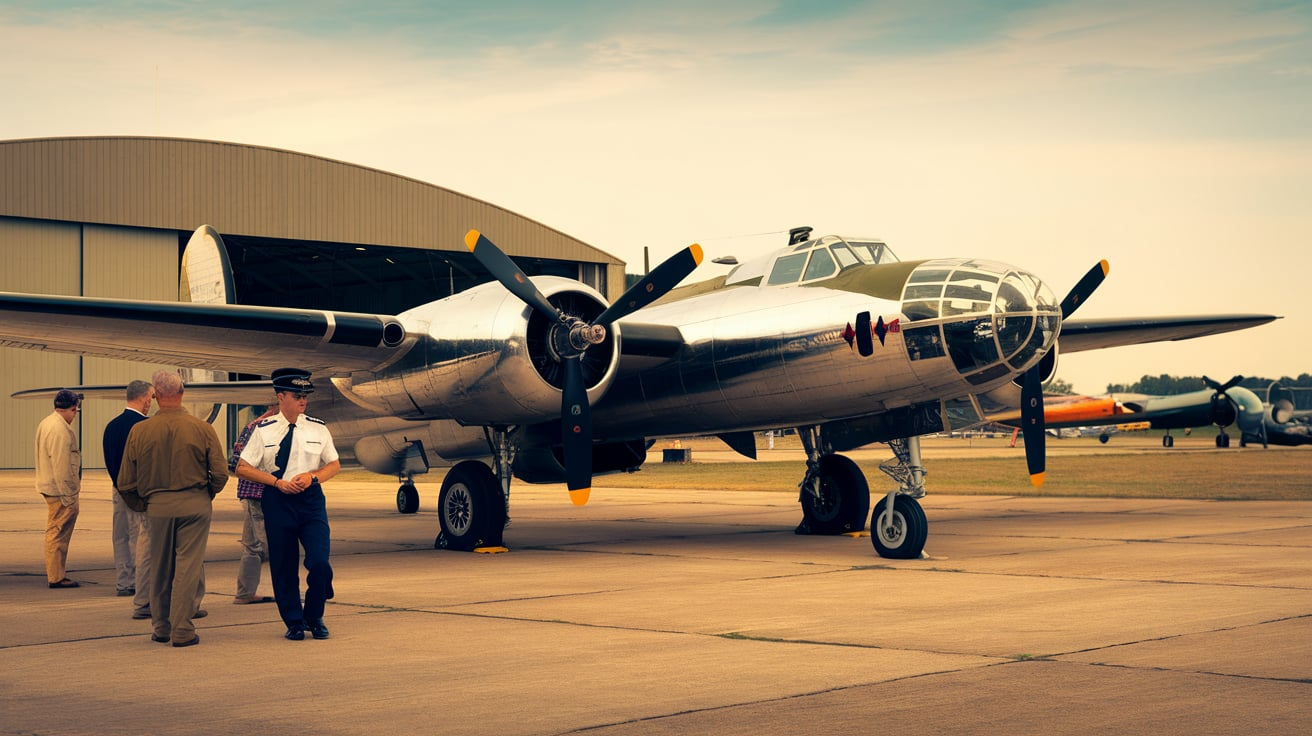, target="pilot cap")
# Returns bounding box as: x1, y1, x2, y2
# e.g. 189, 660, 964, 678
54, 389, 82, 409
271, 367, 314, 394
